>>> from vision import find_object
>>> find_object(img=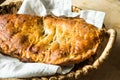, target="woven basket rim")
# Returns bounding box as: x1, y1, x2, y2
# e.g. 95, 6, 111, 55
0, 1, 116, 80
